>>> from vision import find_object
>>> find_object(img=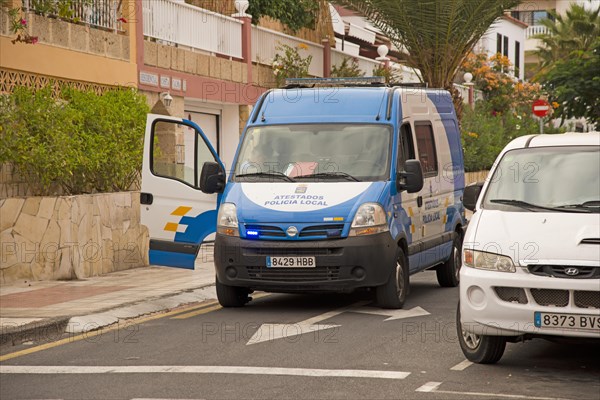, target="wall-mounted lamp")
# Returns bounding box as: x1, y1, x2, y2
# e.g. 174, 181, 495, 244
160, 92, 173, 107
